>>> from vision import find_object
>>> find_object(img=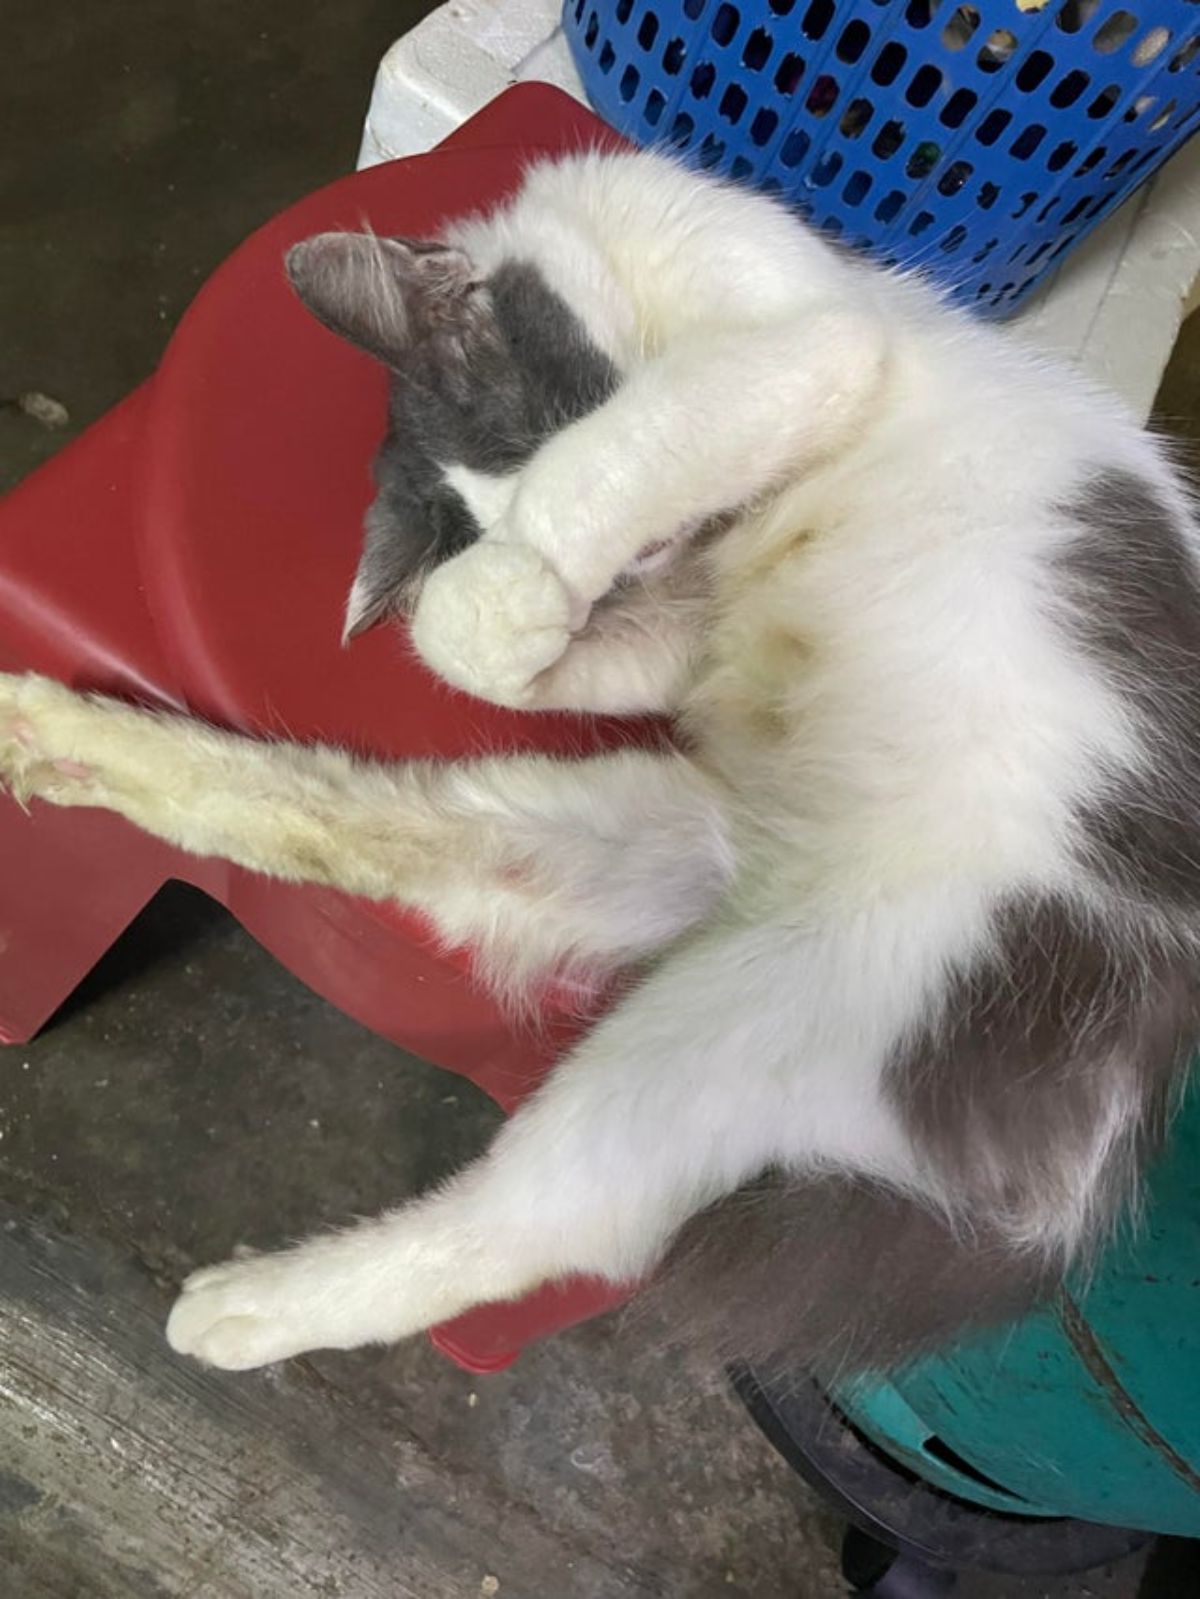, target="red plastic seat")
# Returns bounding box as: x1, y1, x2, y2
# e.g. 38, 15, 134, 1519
0, 86, 643, 1371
